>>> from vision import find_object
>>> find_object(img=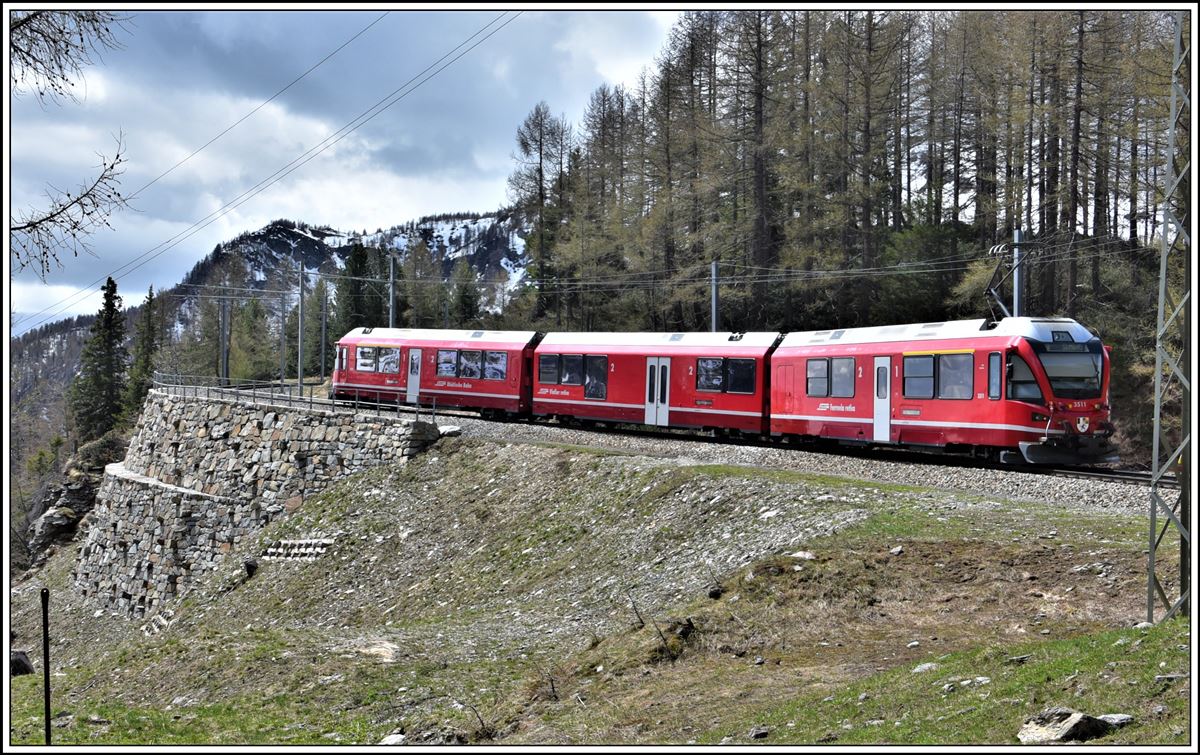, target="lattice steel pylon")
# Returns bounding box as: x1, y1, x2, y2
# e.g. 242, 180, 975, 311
1147, 10, 1192, 624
